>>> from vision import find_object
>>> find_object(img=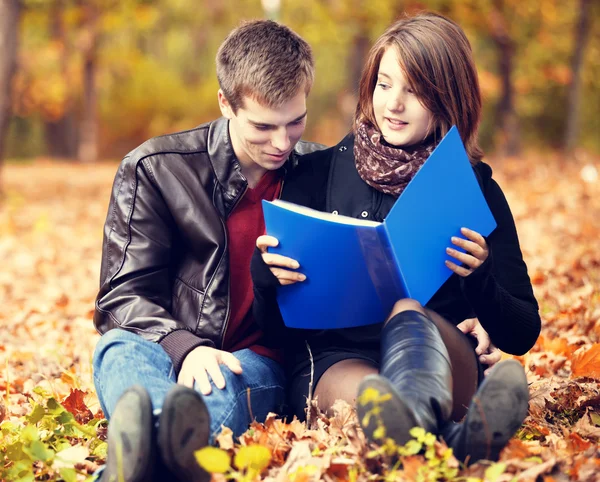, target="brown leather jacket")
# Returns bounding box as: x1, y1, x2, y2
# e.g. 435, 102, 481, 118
93, 116, 324, 373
